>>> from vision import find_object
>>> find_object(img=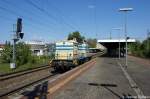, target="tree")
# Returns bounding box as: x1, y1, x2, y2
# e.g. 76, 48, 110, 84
128, 37, 150, 58
1, 42, 34, 66
15, 42, 33, 66
68, 31, 85, 43
87, 38, 97, 48
128, 41, 141, 55
0, 41, 12, 63
142, 37, 150, 57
